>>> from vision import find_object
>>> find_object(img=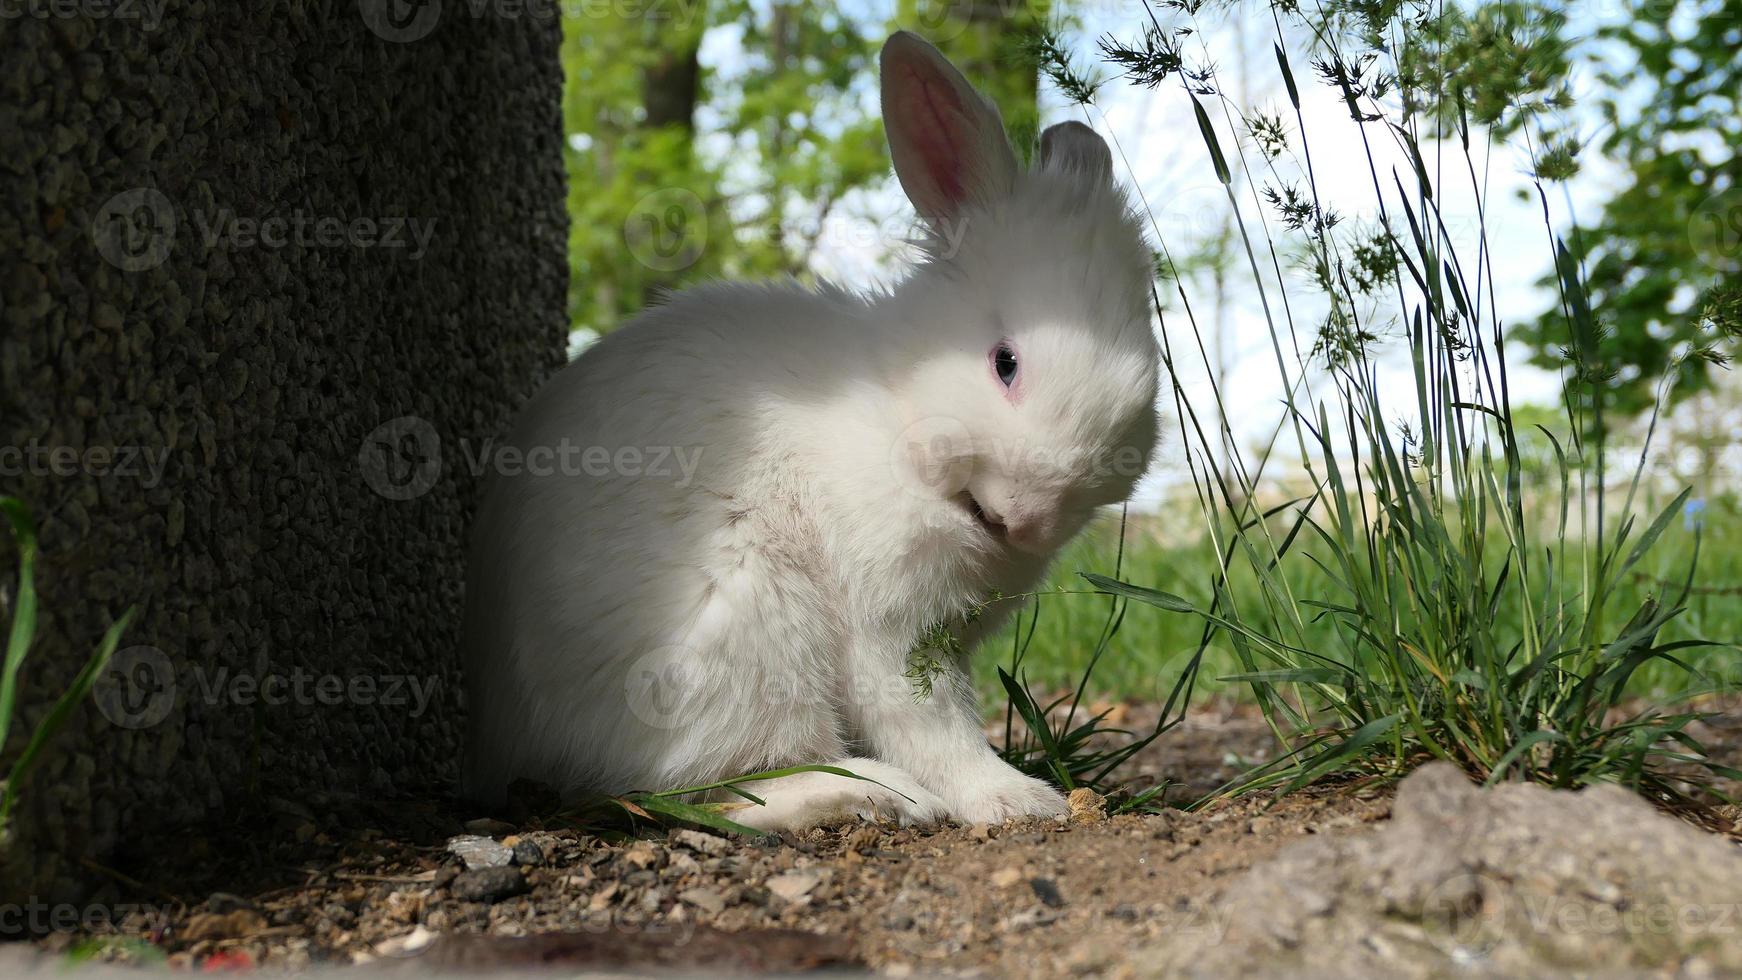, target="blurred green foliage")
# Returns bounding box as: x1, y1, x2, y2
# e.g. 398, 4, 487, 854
564, 1, 1052, 334
564, 3, 884, 332
1511, 0, 1742, 418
